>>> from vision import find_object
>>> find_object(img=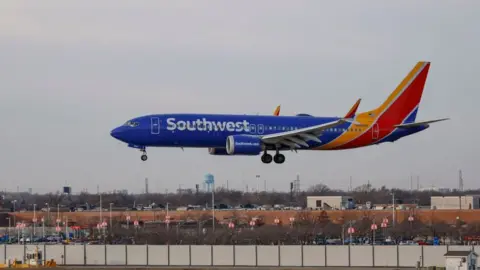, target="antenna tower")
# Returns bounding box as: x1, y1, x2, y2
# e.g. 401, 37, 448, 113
293, 174, 300, 195
349, 176, 352, 192
145, 178, 149, 194
459, 170, 464, 192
